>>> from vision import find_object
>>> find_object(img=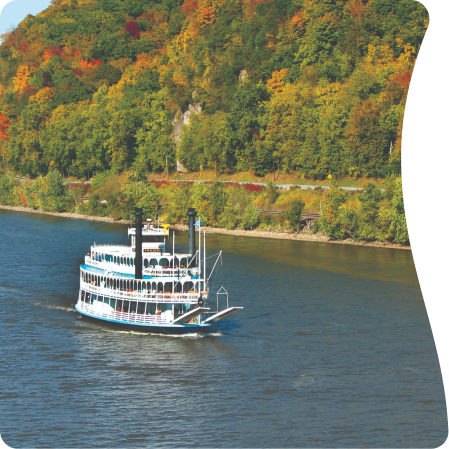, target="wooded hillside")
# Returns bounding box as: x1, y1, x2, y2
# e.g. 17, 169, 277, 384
0, 0, 428, 179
